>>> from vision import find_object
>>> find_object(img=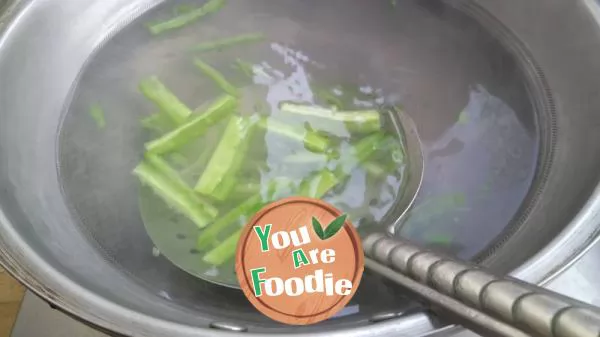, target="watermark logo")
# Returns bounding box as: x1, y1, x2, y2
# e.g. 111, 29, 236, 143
235, 196, 364, 325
